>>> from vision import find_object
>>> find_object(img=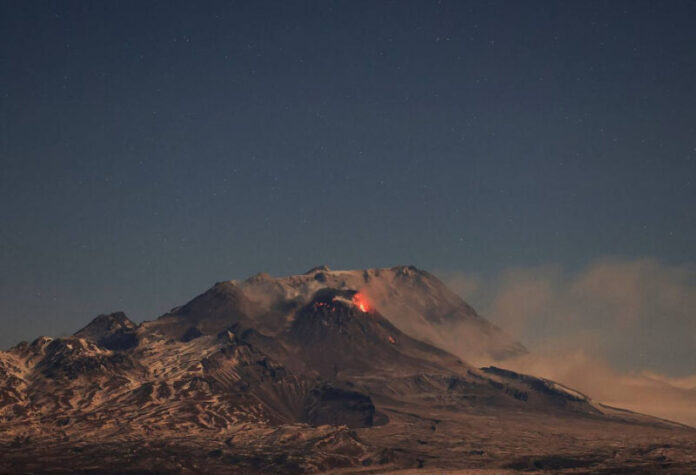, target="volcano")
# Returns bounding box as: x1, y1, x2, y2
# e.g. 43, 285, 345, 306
0, 266, 694, 473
